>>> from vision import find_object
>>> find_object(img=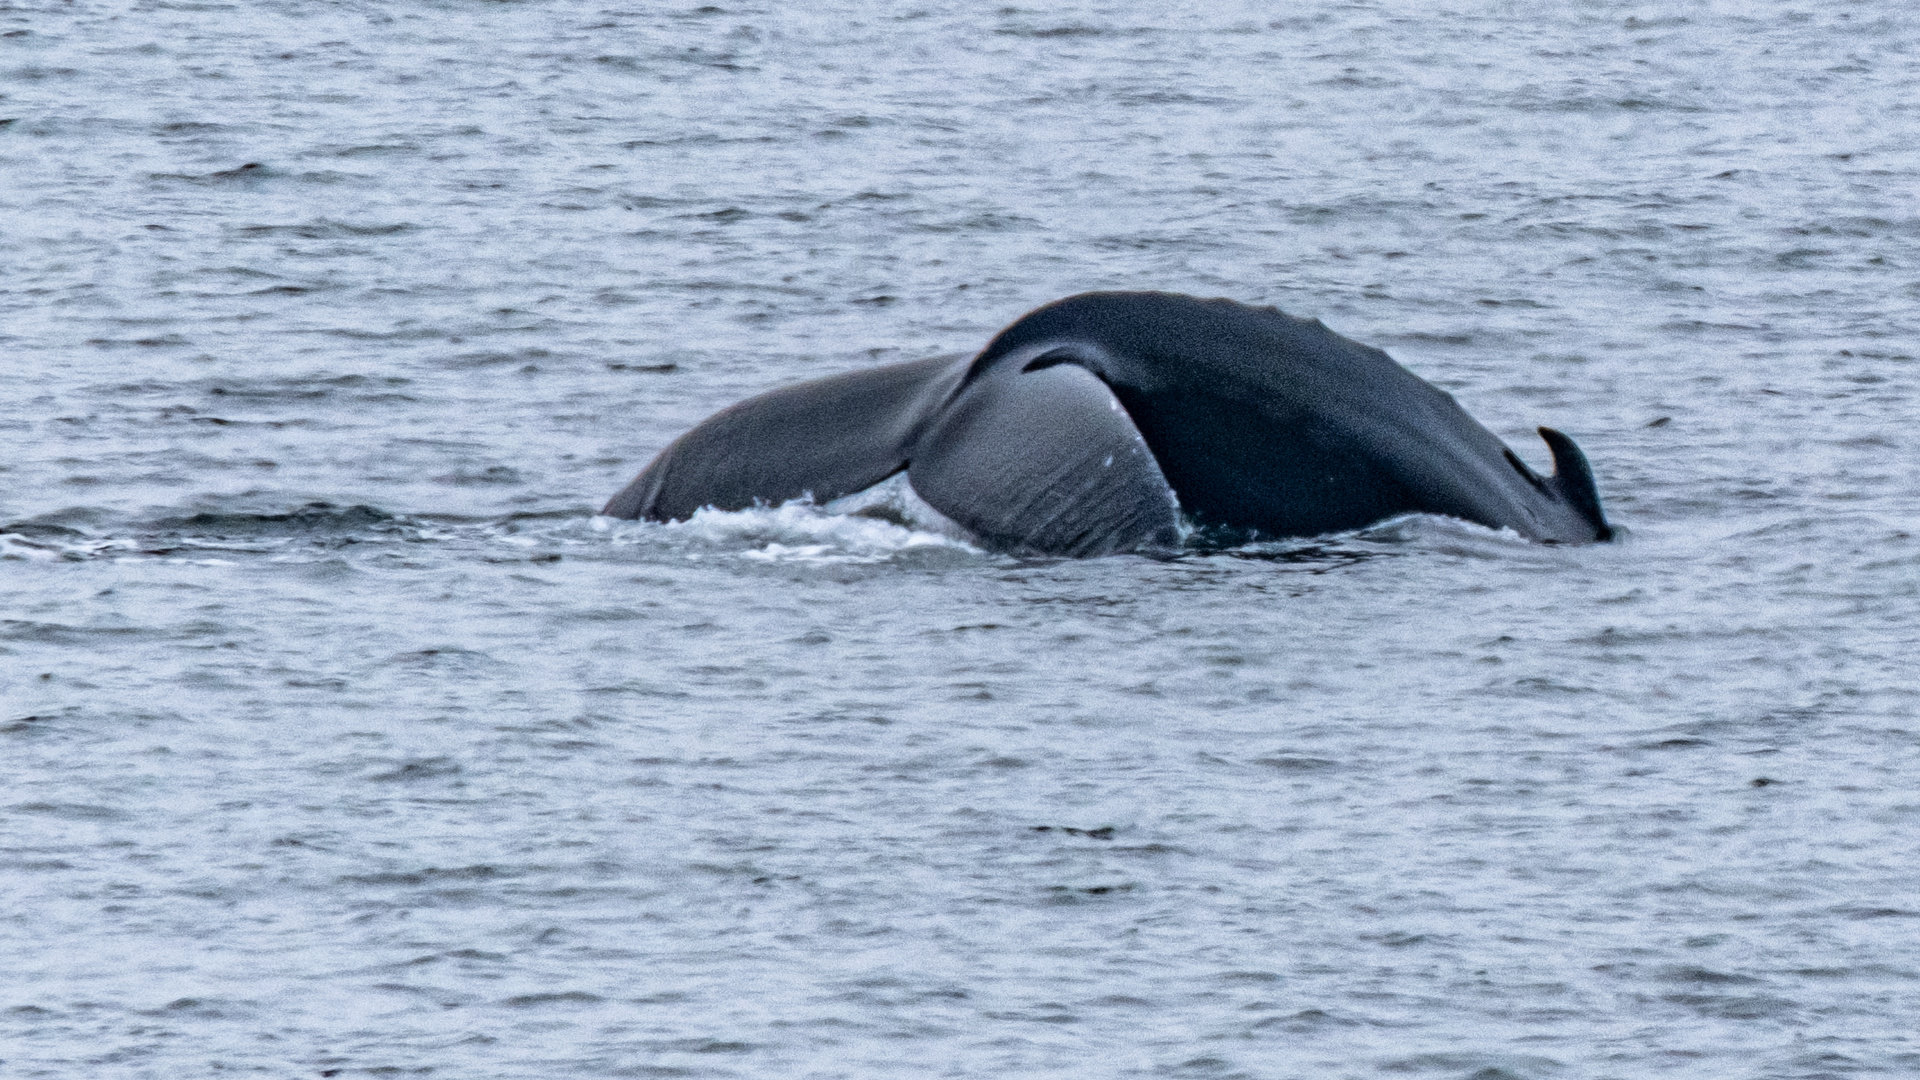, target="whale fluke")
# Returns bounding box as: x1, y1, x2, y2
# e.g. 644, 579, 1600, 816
603, 292, 1612, 554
